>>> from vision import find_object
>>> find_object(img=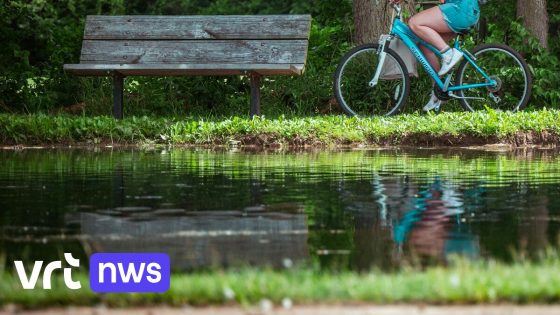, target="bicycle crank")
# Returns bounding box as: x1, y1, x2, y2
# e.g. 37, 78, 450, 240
433, 85, 452, 101
448, 92, 486, 101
